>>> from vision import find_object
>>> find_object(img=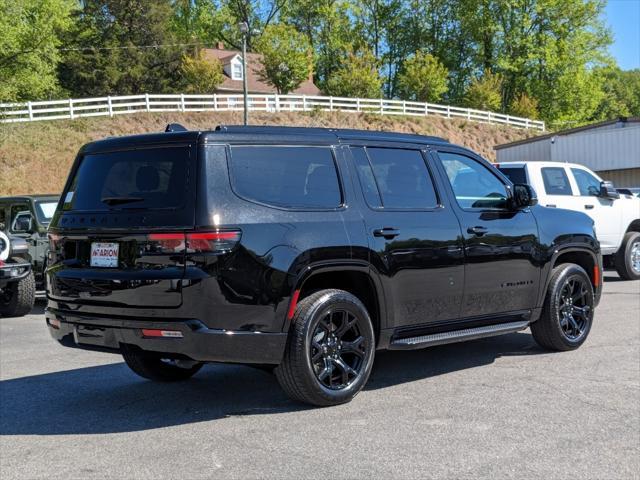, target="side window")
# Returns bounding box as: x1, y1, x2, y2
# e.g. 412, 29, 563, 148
364, 147, 438, 209
0, 207, 6, 231
351, 147, 383, 208
541, 167, 572, 196
438, 152, 508, 209
228, 146, 342, 209
10, 205, 32, 233
571, 168, 601, 196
